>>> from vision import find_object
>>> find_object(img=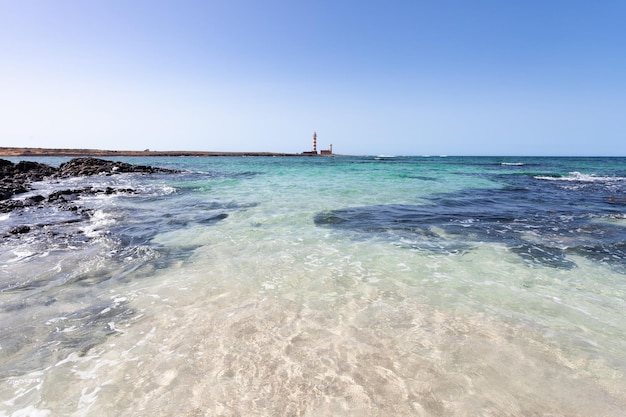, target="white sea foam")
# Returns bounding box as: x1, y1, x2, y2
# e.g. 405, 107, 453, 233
81, 209, 115, 238
7, 250, 36, 263
535, 171, 626, 182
